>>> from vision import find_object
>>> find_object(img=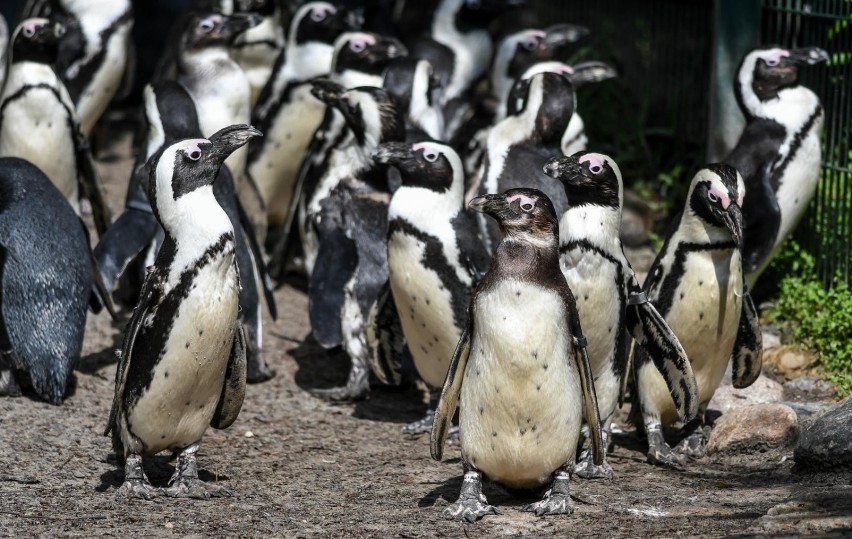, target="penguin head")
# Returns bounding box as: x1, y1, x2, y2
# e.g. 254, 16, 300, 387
496, 25, 589, 87
333, 32, 408, 77
291, 2, 359, 46
507, 60, 615, 114
314, 82, 404, 146
543, 152, 623, 210
183, 12, 262, 51
10, 18, 65, 65
736, 46, 829, 107
686, 164, 745, 248
506, 72, 575, 143
372, 141, 462, 193
470, 188, 558, 246
149, 125, 261, 223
